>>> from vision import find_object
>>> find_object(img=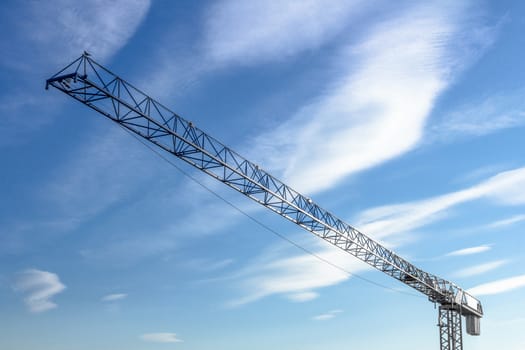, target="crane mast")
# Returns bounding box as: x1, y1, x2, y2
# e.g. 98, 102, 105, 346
46, 53, 483, 349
